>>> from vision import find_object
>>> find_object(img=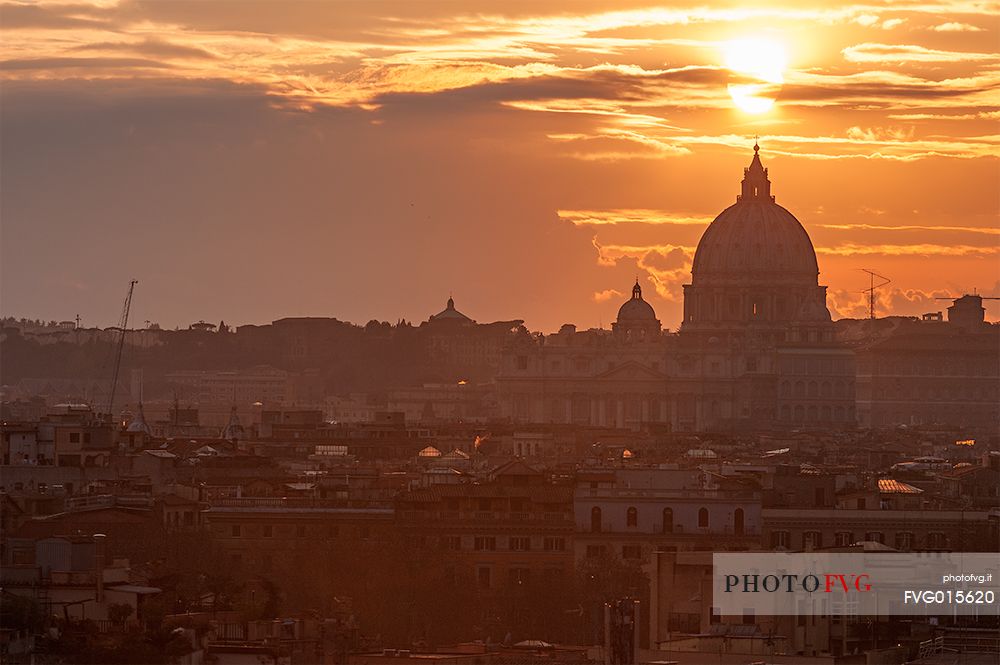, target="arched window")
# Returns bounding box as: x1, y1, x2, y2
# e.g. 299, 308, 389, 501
626, 506, 638, 527
733, 508, 744, 535
591, 506, 602, 533
698, 507, 709, 528
662, 508, 673, 534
